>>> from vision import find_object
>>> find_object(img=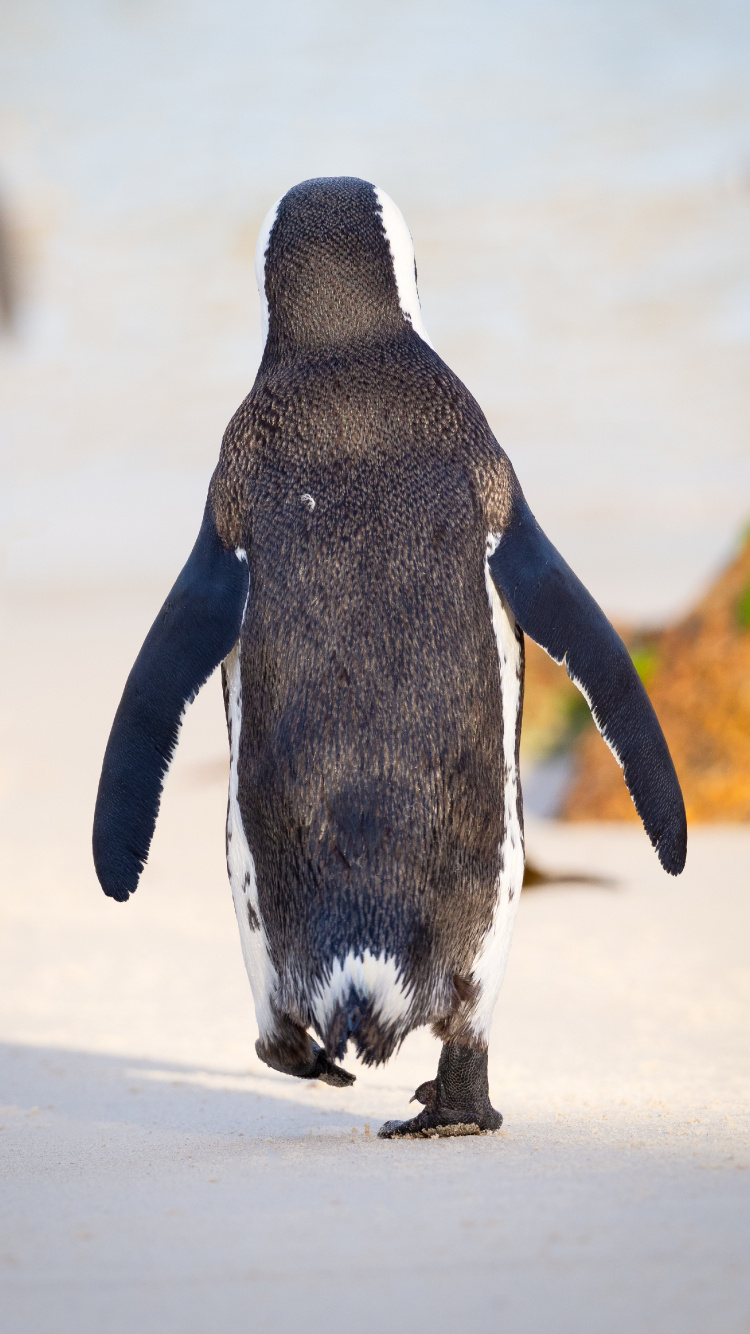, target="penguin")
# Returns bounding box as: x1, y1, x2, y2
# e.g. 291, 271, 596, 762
93, 177, 686, 1138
